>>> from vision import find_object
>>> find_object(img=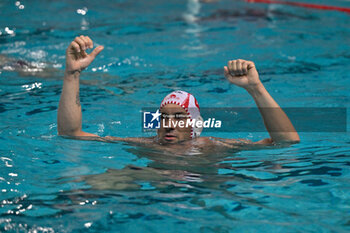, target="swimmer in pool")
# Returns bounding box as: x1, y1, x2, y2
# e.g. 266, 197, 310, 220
57, 36, 299, 148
